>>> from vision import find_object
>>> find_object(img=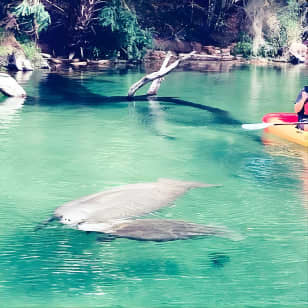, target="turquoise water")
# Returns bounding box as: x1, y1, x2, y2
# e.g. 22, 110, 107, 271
0, 64, 307, 307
